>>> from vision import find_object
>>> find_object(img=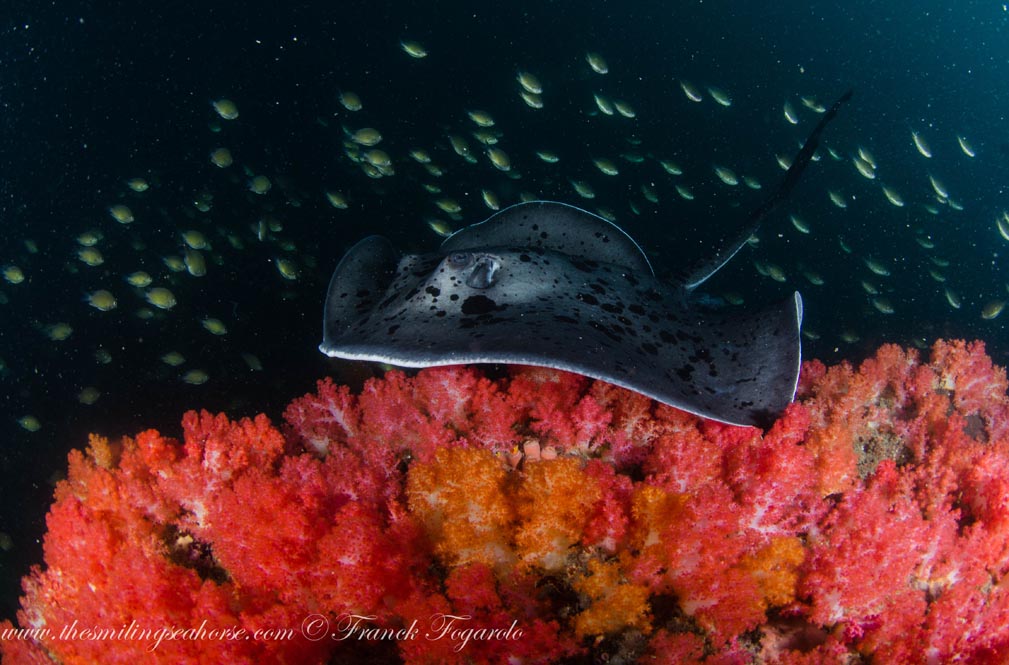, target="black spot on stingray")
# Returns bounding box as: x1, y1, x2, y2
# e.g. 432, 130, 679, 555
628, 304, 645, 316
554, 315, 578, 324
404, 287, 419, 301
640, 342, 658, 356
577, 293, 599, 306
676, 364, 694, 381
590, 282, 607, 295
520, 254, 531, 262
589, 319, 623, 342
645, 290, 662, 302
387, 324, 400, 336
450, 293, 459, 301
435, 310, 447, 318
660, 330, 676, 344
693, 347, 713, 363
461, 295, 503, 315
425, 285, 441, 297
571, 259, 599, 273
602, 303, 624, 314
623, 273, 639, 286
